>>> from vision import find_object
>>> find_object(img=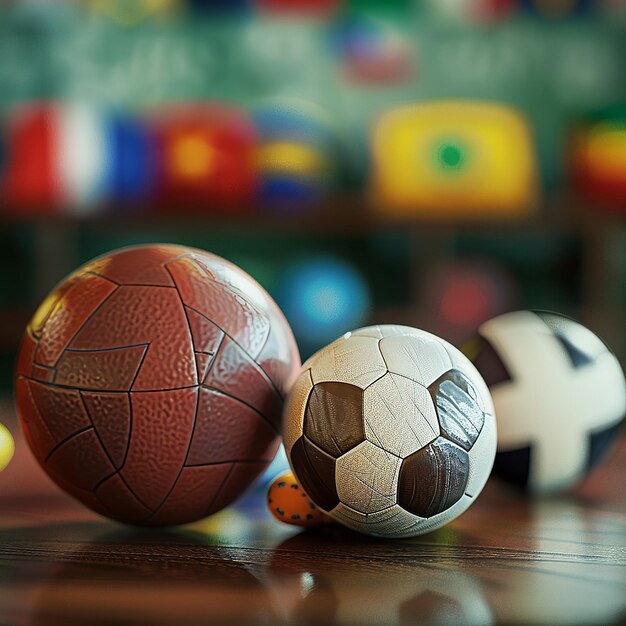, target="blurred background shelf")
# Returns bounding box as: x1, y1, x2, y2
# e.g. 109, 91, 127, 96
0, 0, 624, 393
